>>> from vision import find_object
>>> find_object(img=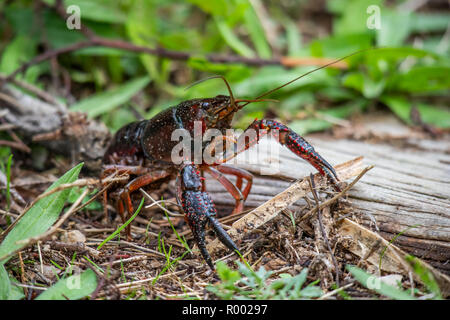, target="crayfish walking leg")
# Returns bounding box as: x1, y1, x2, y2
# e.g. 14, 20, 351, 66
203, 165, 253, 215
101, 165, 171, 239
